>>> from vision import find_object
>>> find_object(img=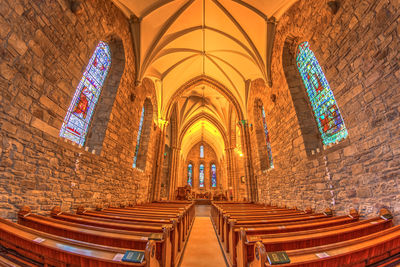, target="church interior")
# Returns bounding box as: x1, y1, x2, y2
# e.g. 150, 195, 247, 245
0, 0, 400, 266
